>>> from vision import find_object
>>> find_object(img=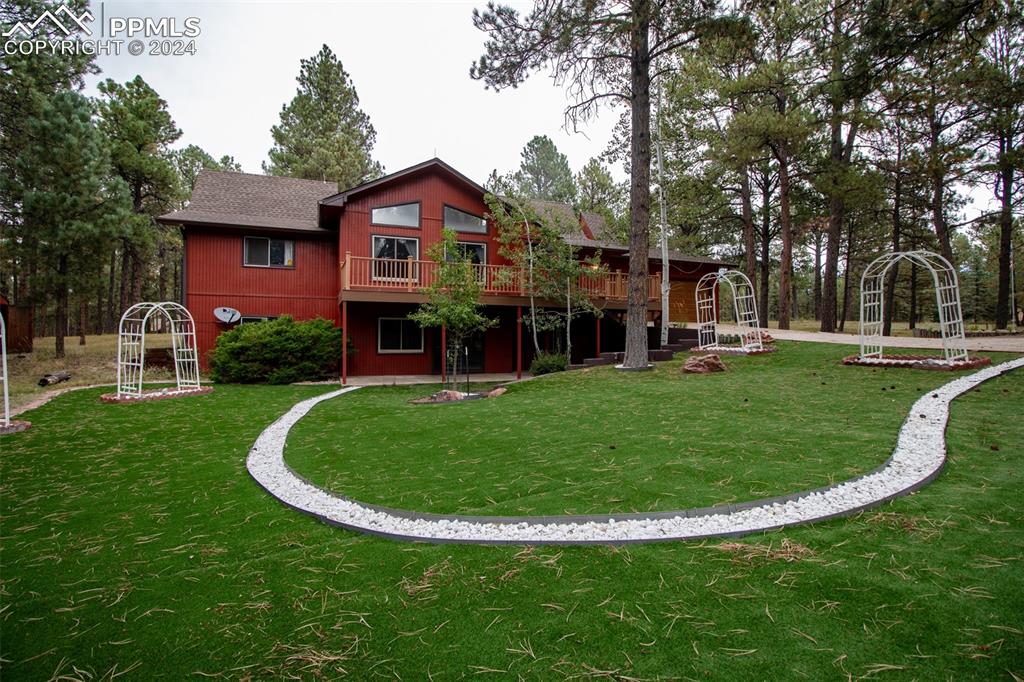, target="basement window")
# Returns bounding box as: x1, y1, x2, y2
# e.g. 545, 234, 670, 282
244, 237, 294, 267
378, 318, 423, 353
